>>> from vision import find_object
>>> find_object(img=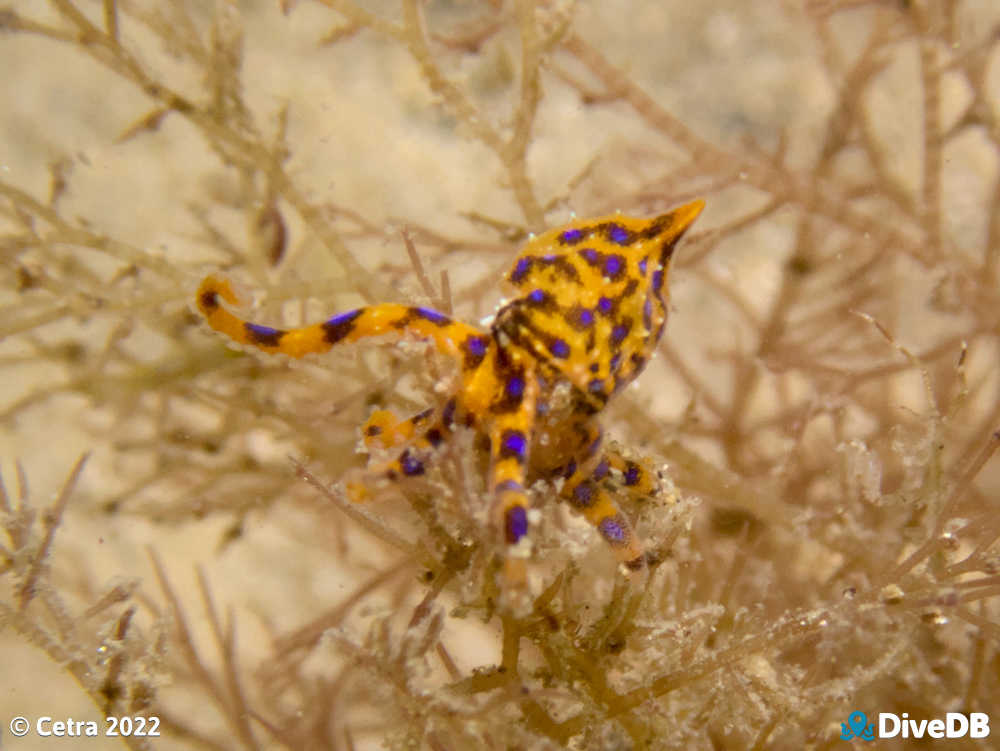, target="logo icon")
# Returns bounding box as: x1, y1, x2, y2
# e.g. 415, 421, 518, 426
841, 711, 876, 742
